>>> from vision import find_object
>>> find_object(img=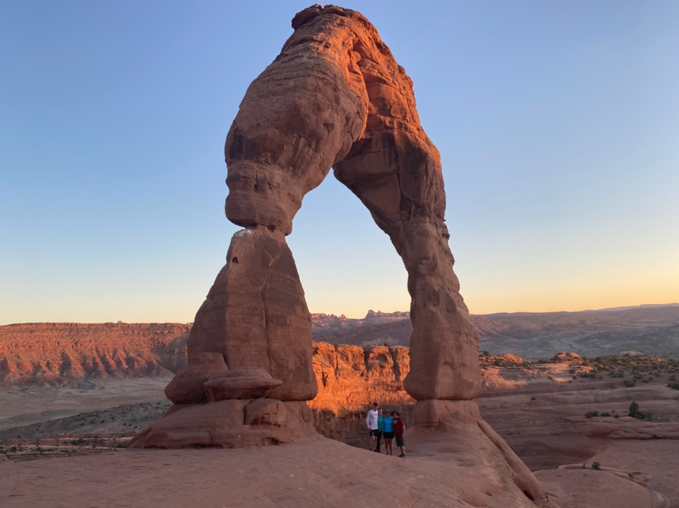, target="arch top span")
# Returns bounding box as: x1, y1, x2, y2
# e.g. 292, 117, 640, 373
223, 4, 480, 401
